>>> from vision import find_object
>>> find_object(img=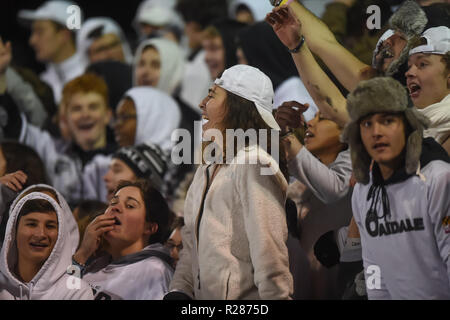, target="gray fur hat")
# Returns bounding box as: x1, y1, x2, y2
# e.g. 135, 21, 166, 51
341, 77, 430, 184
389, 0, 428, 40
384, 0, 428, 76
